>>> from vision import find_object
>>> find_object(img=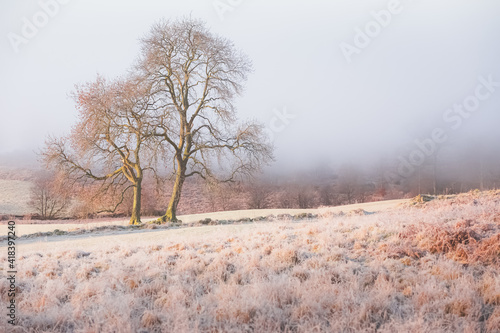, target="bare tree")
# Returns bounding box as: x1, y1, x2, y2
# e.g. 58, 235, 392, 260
138, 18, 273, 222
202, 179, 240, 211
247, 182, 272, 209
29, 171, 71, 220
42, 75, 158, 225
297, 185, 316, 209
338, 165, 362, 204
318, 185, 333, 206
